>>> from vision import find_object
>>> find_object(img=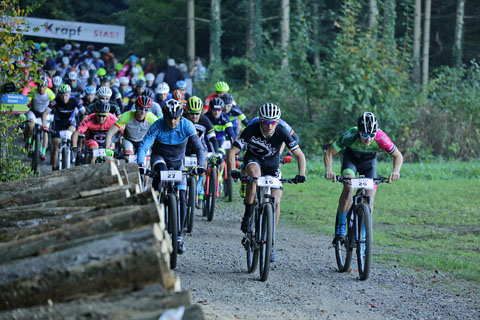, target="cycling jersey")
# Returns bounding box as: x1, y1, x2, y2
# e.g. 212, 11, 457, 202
205, 111, 235, 147
67, 82, 85, 100
27, 87, 56, 113
137, 117, 205, 166
332, 127, 396, 161
114, 110, 158, 142
85, 101, 121, 117
185, 114, 218, 155
248, 117, 300, 144
77, 113, 118, 147
225, 105, 248, 137
48, 97, 83, 131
